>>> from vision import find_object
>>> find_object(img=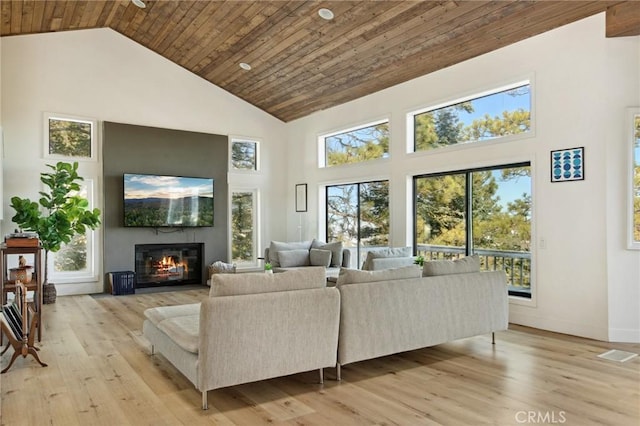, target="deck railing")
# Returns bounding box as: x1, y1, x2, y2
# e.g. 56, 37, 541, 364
416, 244, 531, 295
